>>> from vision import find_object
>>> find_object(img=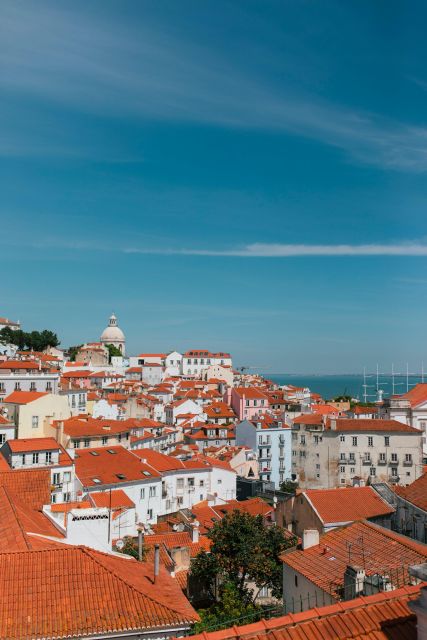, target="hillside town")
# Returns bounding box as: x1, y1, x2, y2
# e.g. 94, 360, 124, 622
0, 313, 426, 639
